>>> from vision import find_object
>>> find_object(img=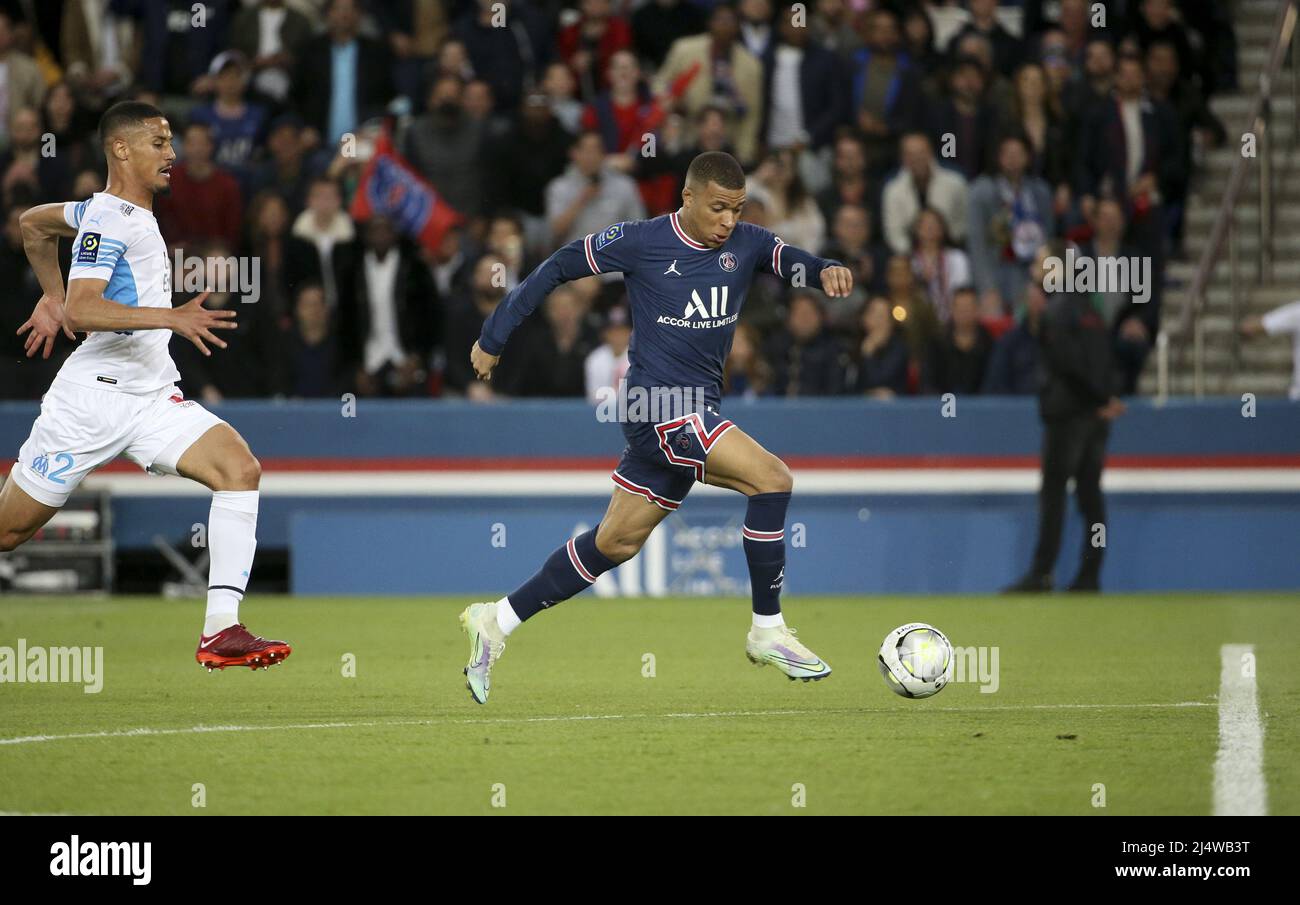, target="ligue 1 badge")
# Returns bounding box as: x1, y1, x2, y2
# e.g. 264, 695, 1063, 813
718, 251, 737, 272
